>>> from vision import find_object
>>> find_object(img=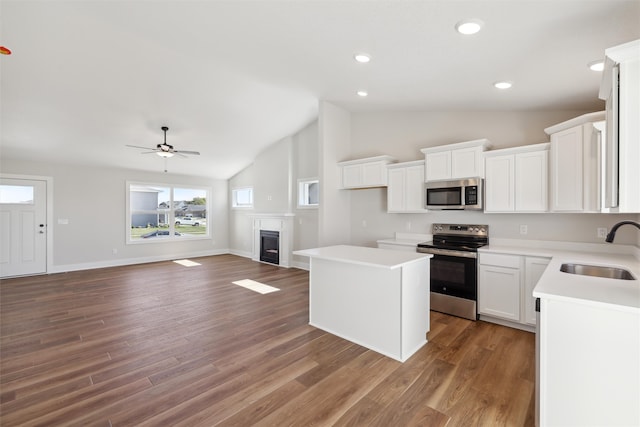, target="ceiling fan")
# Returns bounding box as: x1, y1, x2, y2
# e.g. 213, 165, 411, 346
126, 126, 200, 158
